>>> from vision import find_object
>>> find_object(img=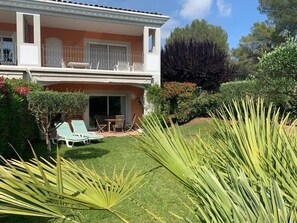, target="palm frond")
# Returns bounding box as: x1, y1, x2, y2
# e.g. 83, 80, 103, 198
0, 147, 144, 222
210, 97, 297, 200
137, 97, 297, 222
136, 115, 207, 190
